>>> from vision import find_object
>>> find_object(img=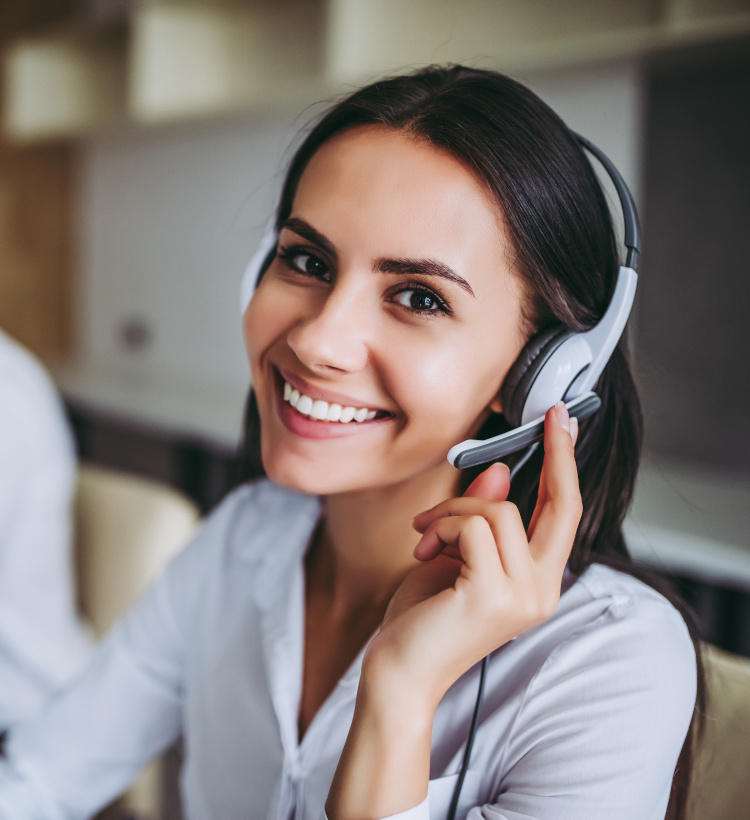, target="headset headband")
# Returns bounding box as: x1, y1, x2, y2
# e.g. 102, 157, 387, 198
573, 132, 641, 270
